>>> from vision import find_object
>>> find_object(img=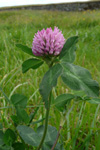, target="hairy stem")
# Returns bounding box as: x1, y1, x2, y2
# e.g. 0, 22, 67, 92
37, 92, 52, 150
